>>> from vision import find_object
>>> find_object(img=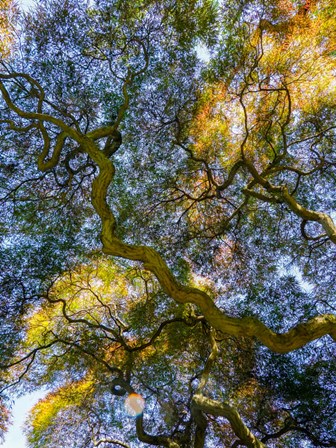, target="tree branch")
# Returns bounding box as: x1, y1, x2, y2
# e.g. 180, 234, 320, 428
244, 160, 336, 244
93, 439, 130, 448
135, 414, 180, 448
79, 137, 336, 354
0, 75, 81, 141
192, 394, 266, 448
191, 330, 219, 448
